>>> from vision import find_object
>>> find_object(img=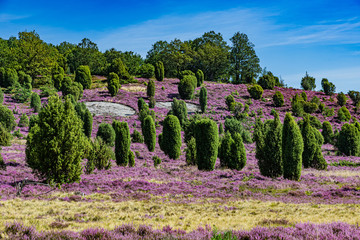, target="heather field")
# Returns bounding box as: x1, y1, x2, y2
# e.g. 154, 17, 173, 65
1, 78, 360, 239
